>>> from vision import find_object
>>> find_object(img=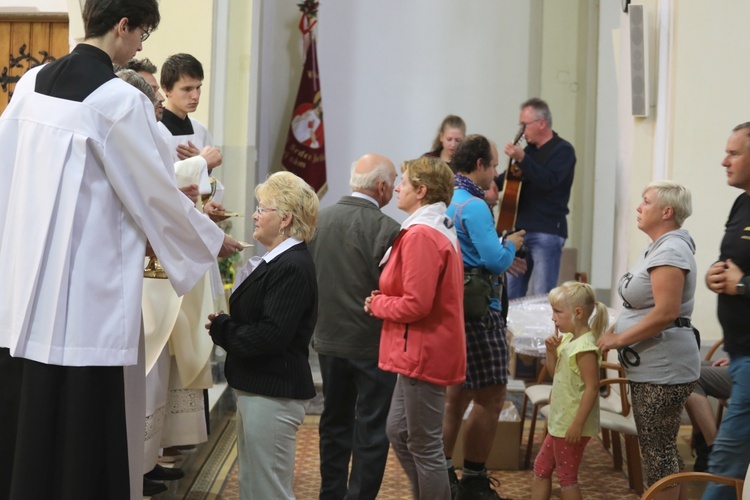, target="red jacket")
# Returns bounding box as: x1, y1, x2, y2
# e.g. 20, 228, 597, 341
371, 224, 466, 386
